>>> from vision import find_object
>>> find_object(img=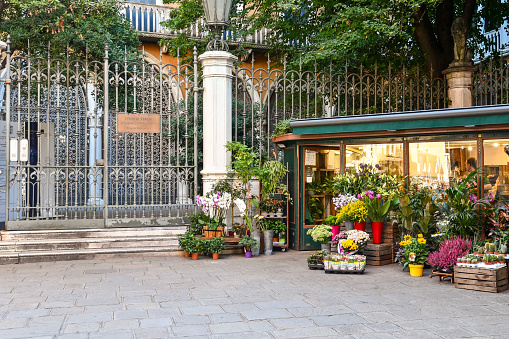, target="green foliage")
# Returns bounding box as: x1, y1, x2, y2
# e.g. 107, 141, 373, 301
396, 191, 436, 238
1, 0, 140, 62
206, 237, 226, 254
162, 0, 508, 76
178, 233, 196, 253
259, 160, 288, 200
435, 170, 480, 238
324, 215, 341, 226
271, 119, 293, 138
187, 212, 206, 236
308, 197, 325, 224
225, 141, 262, 185
238, 235, 260, 252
